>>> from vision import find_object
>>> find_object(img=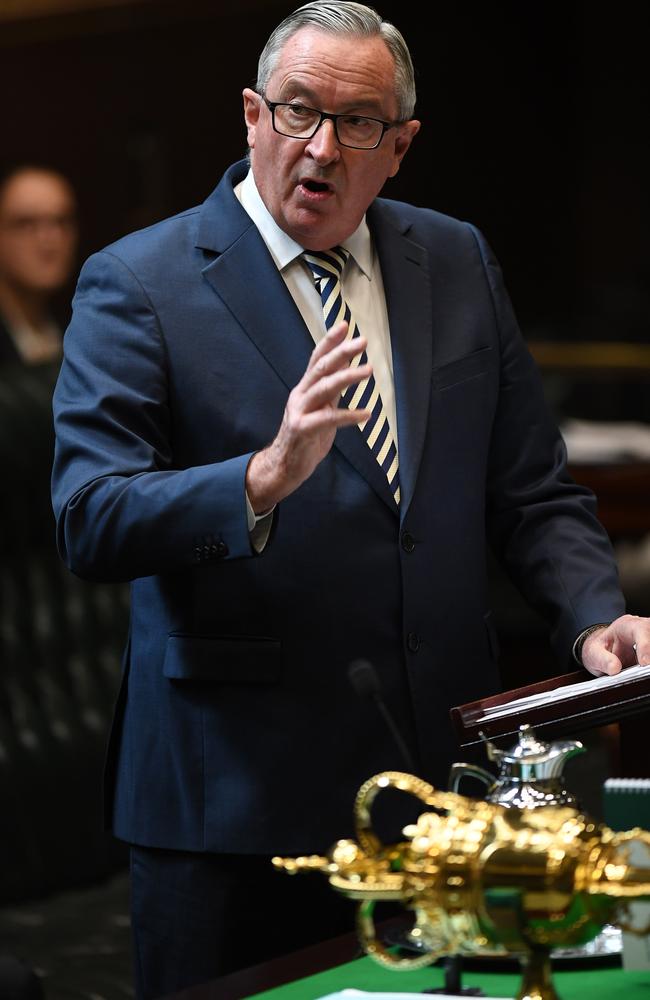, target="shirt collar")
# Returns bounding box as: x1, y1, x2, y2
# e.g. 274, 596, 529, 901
235, 168, 373, 279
